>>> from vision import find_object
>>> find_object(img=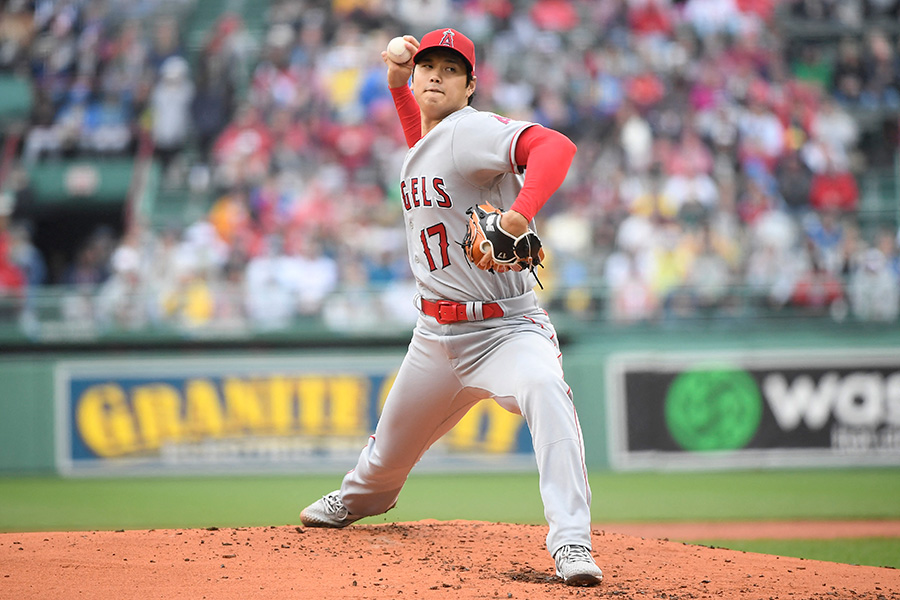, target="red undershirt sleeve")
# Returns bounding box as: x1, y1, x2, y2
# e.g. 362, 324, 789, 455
509, 125, 577, 222
390, 85, 422, 148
